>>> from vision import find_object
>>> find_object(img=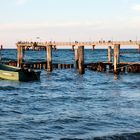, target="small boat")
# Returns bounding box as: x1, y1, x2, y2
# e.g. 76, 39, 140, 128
0, 63, 41, 81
